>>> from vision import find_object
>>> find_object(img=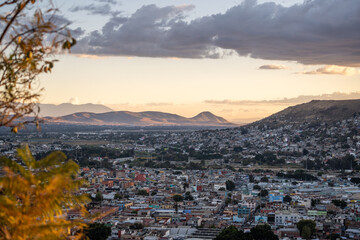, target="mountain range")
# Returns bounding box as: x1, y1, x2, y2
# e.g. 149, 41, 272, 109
40, 99, 360, 128
45, 110, 234, 127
